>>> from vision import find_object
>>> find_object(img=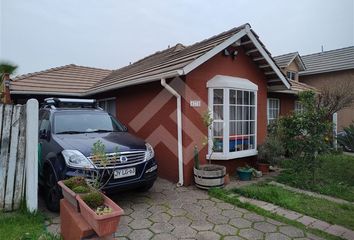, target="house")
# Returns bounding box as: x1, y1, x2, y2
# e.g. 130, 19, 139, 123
299, 47, 354, 131
7, 23, 315, 185
273, 47, 354, 131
